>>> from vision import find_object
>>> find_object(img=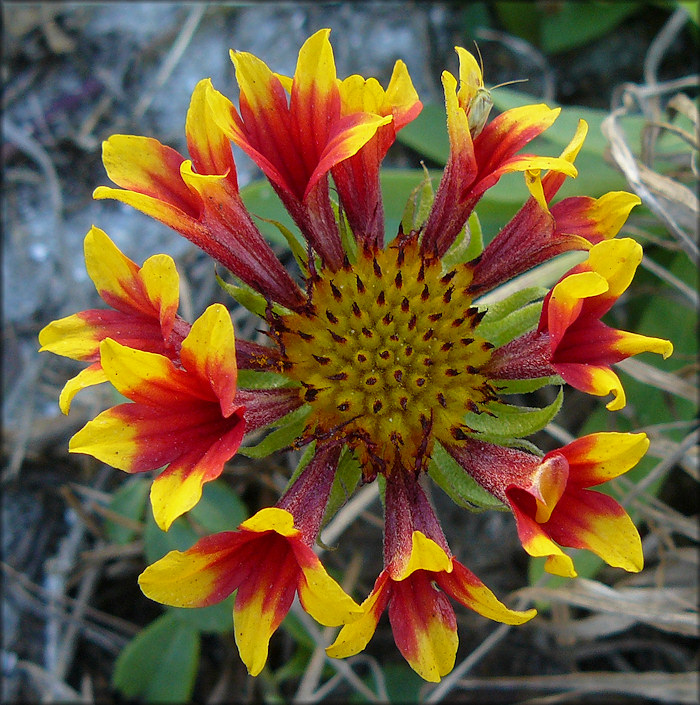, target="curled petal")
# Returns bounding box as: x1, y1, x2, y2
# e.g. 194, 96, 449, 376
293, 543, 363, 626
508, 503, 577, 577
393, 531, 452, 581
554, 362, 627, 410
436, 560, 537, 623
326, 571, 392, 659
98, 135, 198, 214
234, 538, 299, 676
58, 364, 107, 415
